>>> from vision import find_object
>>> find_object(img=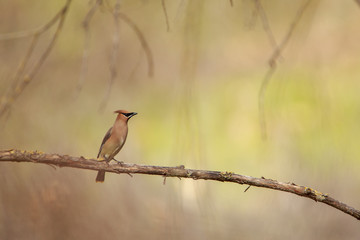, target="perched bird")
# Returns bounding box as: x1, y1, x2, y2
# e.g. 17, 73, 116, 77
96, 110, 137, 182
